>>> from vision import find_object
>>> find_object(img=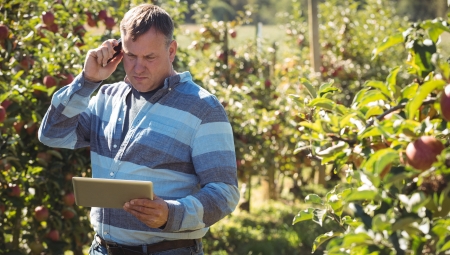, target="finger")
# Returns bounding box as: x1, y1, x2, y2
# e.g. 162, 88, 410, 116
100, 47, 112, 67
107, 51, 123, 66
